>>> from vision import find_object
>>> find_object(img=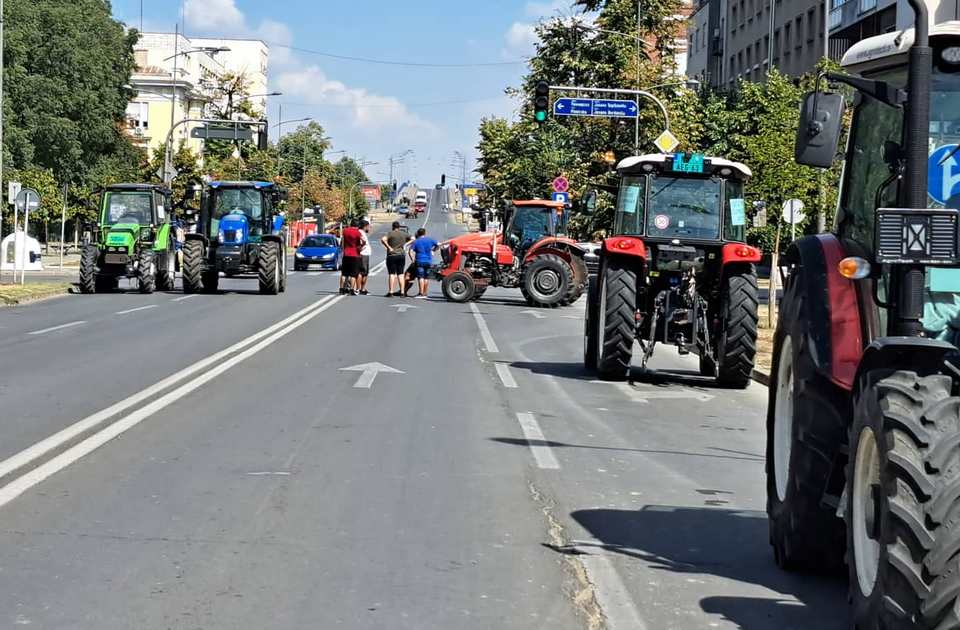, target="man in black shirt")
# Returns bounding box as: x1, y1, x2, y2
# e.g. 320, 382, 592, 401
381, 221, 412, 297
